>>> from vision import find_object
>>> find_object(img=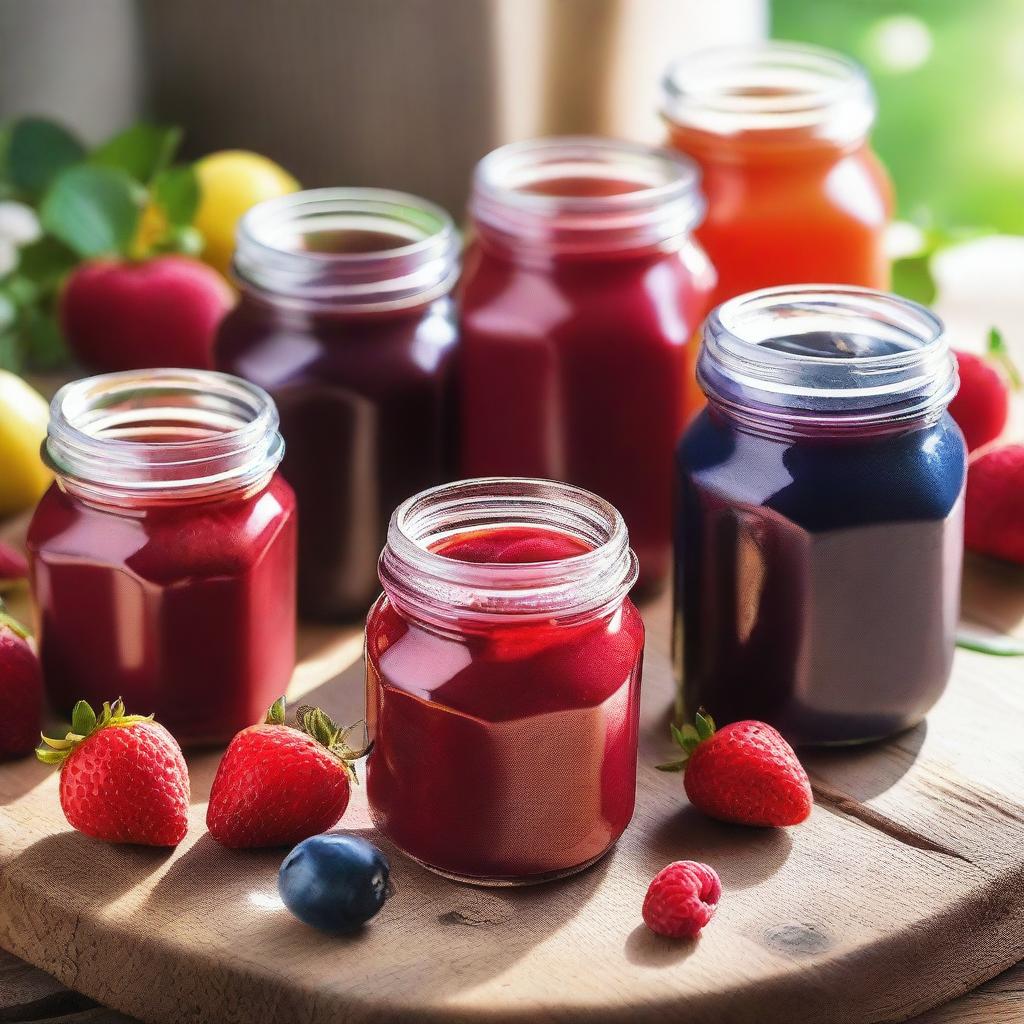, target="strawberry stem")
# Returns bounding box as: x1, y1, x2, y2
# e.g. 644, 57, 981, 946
988, 327, 1022, 390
